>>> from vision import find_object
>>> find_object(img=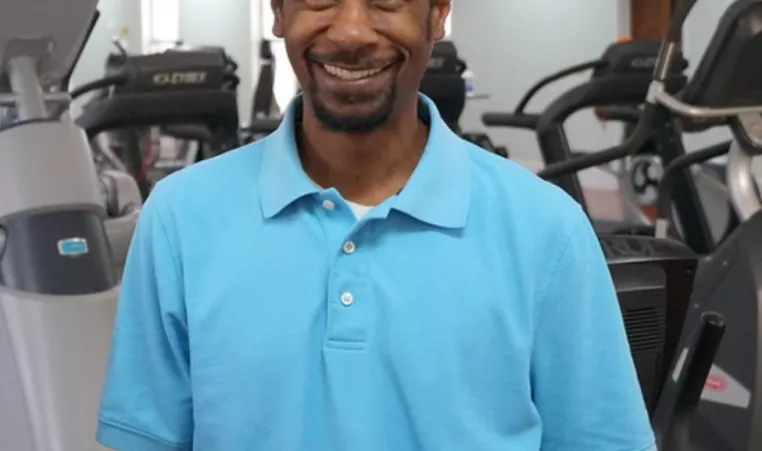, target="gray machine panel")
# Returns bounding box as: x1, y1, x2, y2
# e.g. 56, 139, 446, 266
0, 121, 103, 219
0, 0, 97, 90
0, 307, 35, 451
0, 286, 118, 451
